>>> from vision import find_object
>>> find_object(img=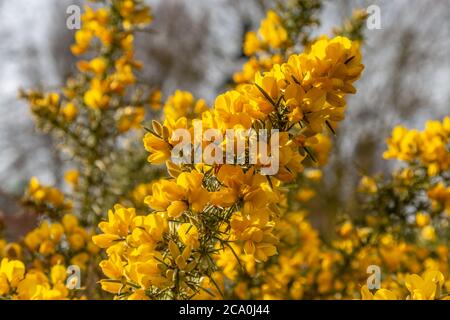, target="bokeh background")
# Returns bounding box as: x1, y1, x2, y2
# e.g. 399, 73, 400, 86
1, 0, 449, 235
